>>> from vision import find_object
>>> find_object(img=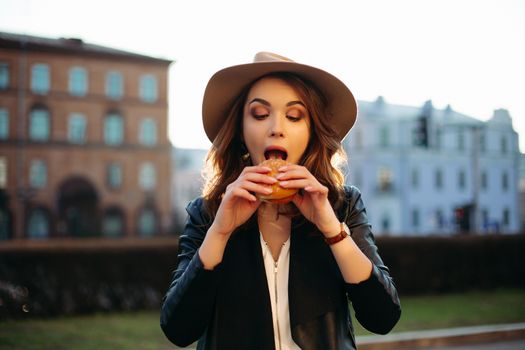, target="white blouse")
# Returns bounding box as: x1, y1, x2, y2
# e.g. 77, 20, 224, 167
259, 233, 301, 350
